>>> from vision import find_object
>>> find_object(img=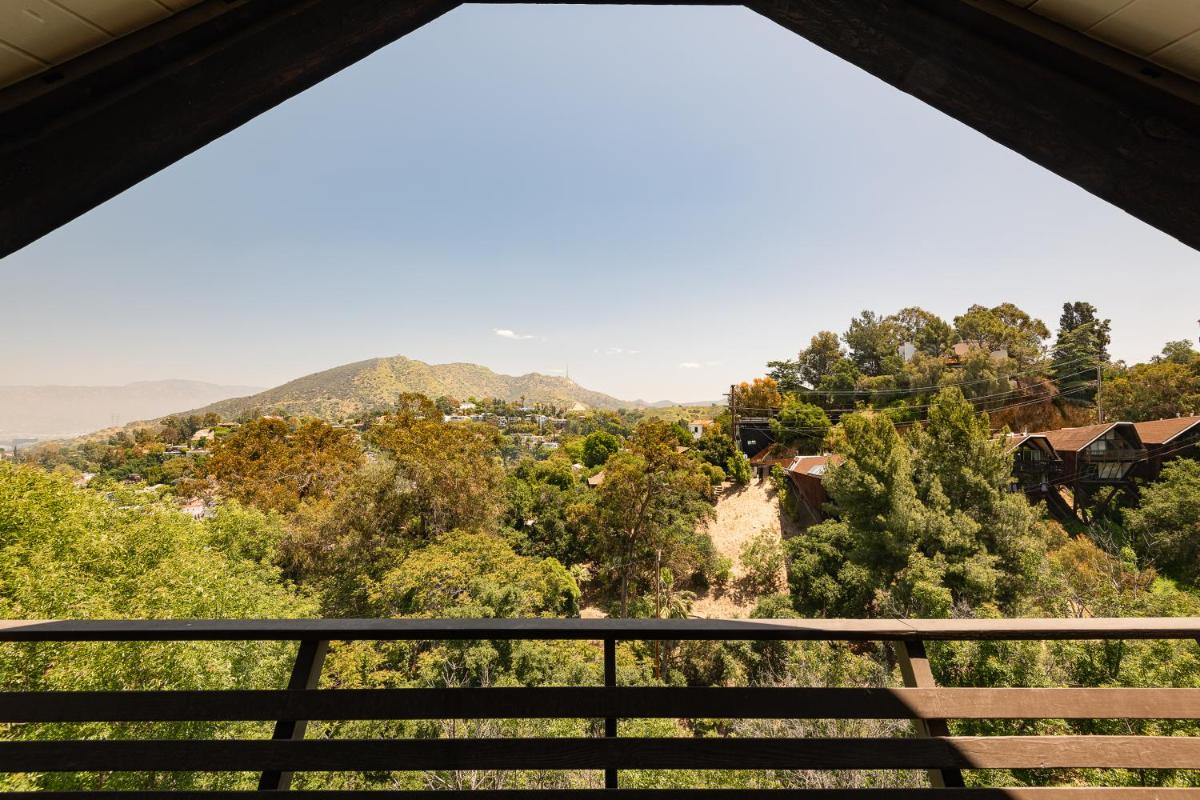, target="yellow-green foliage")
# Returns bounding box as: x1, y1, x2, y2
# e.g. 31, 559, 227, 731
0, 463, 315, 791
